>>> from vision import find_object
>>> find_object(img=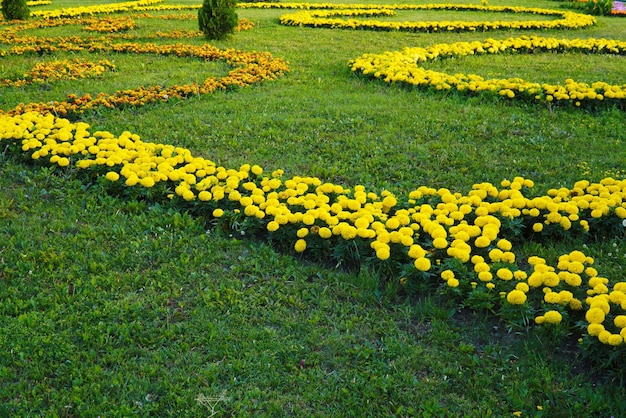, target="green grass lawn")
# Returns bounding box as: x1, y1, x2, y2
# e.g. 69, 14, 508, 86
1, 0, 625, 416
